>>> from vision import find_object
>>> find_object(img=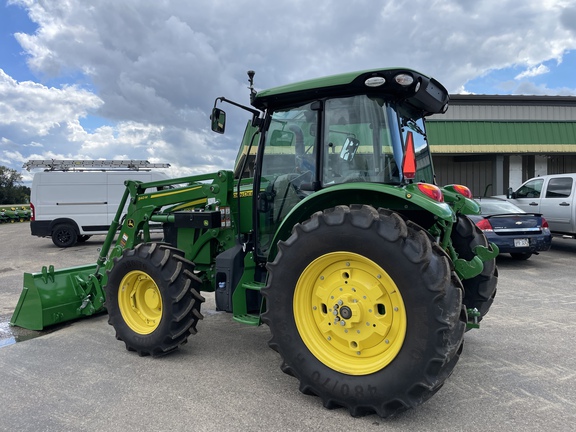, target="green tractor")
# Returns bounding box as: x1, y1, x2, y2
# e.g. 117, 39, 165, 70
11, 67, 498, 417
1, 206, 28, 223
